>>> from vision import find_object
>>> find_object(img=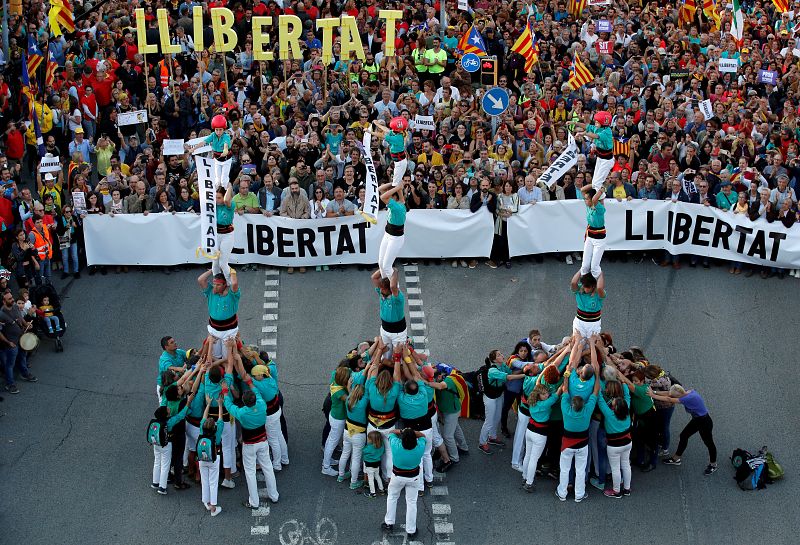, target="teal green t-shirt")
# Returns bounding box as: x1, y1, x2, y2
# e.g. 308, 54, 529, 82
387, 197, 406, 226
205, 132, 232, 153
587, 124, 612, 151
398, 380, 428, 420
203, 284, 240, 320
561, 393, 597, 432
385, 131, 406, 154
217, 203, 234, 226
529, 392, 559, 423
346, 389, 370, 424
586, 201, 605, 228
377, 289, 405, 323
363, 442, 385, 463
366, 376, 401, 412
574, 284, 604, 313
389, 434, 426, 469
158, 349, 187, 385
